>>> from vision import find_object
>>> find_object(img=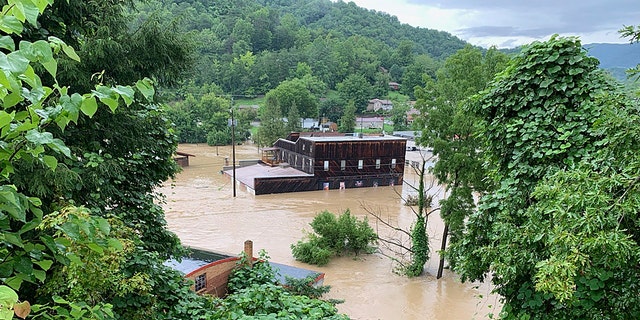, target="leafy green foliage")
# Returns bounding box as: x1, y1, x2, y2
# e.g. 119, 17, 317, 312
454, 35, 640, 318
337, 74, 373, 113
338, 102, 356, 133
619, 24, 640, 80
401, 161, 431, 277
227, 251, 278, 294
256, 97, 287, 147
414, 45, 508, 271
292, 210, 377, 265
389, 102, 410, 131
165, 92, 238, 144
0, 2, 214, 319
266, 77, 320, 119
153, 0, 468, 96
283, 275, 331, 300
215, 250, 349, 319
